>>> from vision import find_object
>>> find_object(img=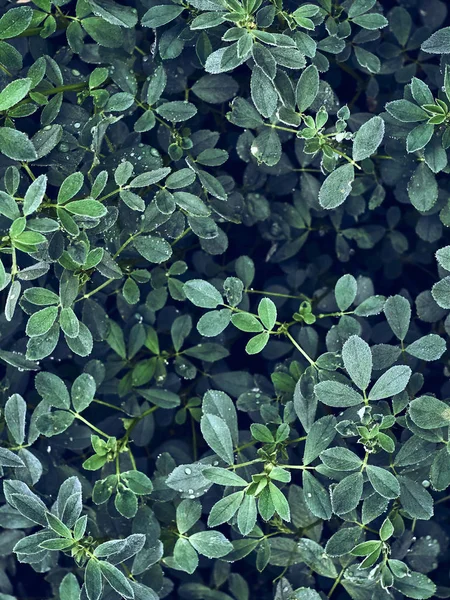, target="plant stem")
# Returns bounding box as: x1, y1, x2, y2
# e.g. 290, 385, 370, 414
70, 411, 109, 438
285, 331, 316, 367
